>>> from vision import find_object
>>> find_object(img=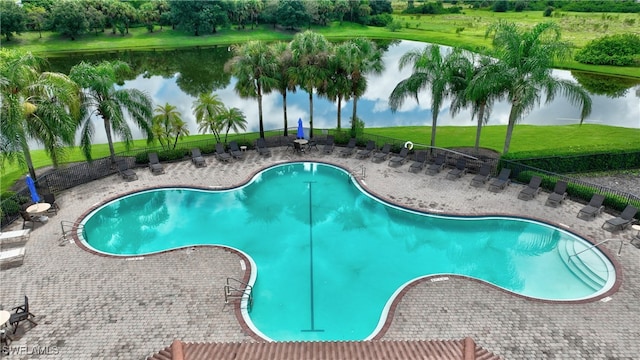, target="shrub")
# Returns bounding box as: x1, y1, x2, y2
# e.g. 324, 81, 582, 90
1, 198, 21, 217
368, 14, 393, 27
386, 20, 402, 32
200, 143, 217, 155
575, 33, 640, 66
543, 6, 554, 17
492, 0, 508, 12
